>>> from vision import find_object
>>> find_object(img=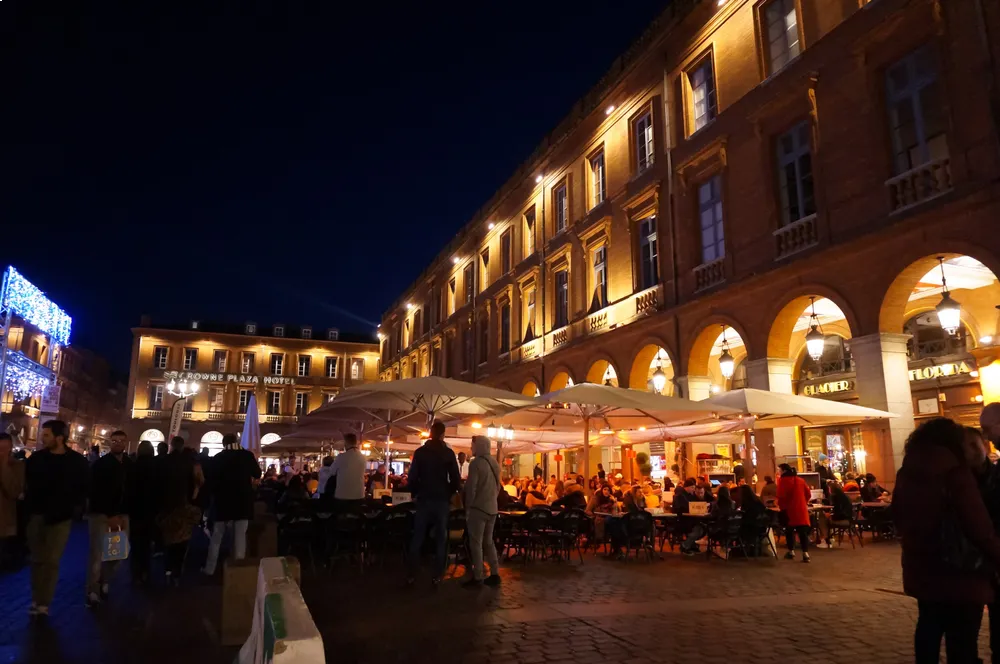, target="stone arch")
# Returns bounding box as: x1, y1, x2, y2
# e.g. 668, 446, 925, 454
628, 337, 678, 394
584, 355, 622, 386
685, 315, 753, 377
521, 380, 540, 397
548, 368, 575, 393
766, 285, 860, 359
